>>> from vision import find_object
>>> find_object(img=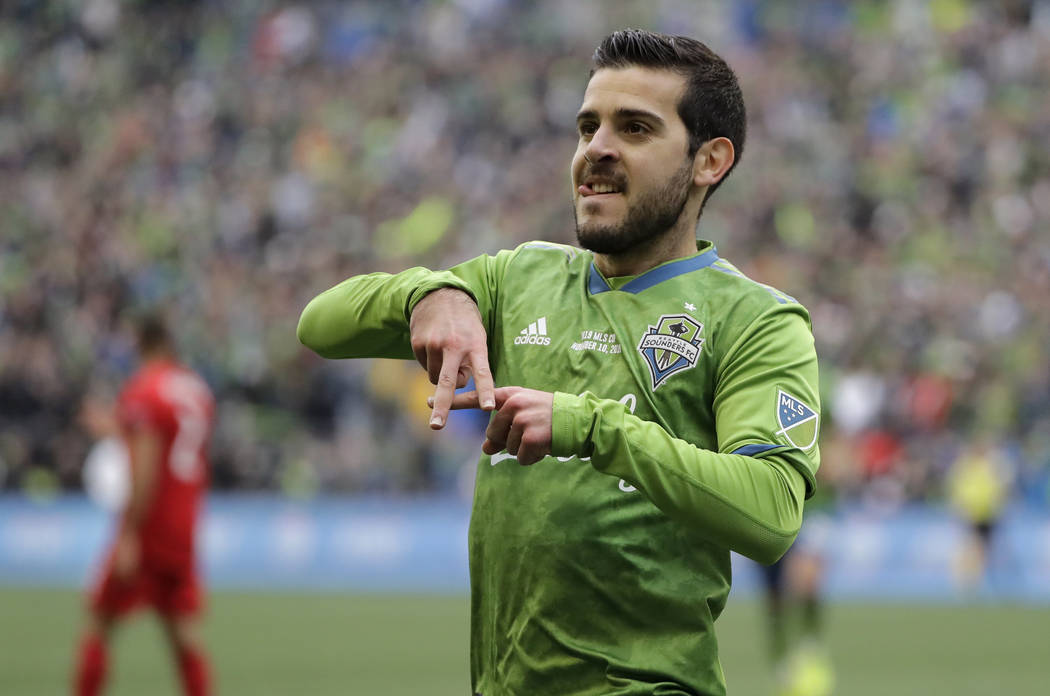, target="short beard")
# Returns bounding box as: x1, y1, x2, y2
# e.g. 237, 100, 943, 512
574, 157, 694, 256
